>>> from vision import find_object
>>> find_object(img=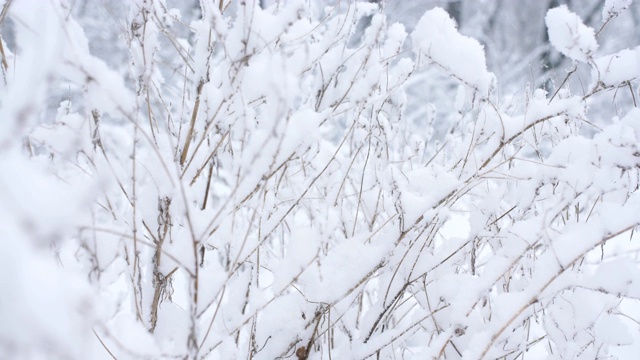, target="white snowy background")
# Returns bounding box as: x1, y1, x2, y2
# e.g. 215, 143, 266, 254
2, 0, 640, 359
